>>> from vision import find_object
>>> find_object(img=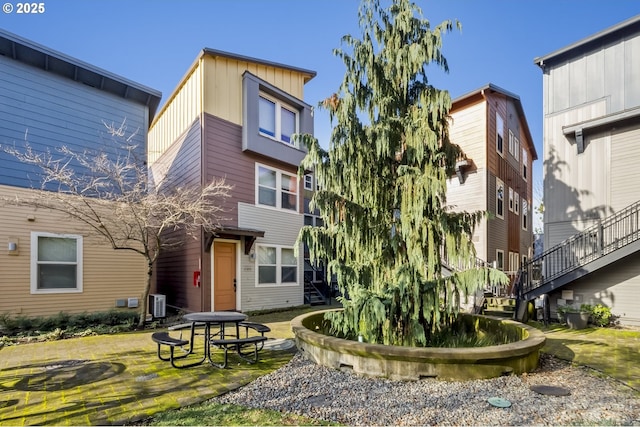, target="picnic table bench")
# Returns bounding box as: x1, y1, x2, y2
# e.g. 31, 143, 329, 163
151, 331, 202, 369
152, 316, 271, 369
210, 335, 268, 368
